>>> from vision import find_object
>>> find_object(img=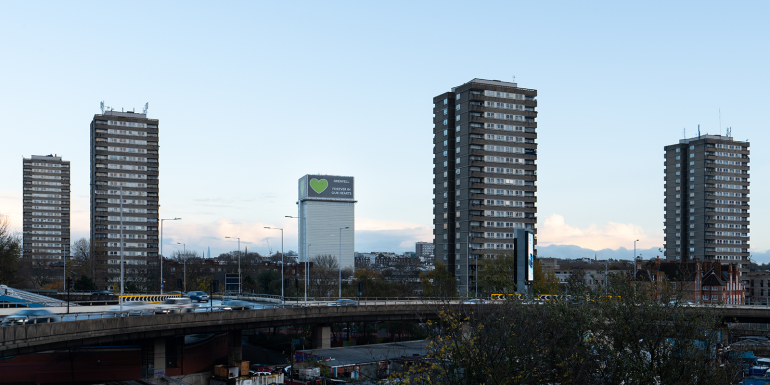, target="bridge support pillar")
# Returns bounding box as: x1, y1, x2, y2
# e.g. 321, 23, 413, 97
228, 329, 243, 365
312, 325, 331, 349
152, 338, 166, 376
